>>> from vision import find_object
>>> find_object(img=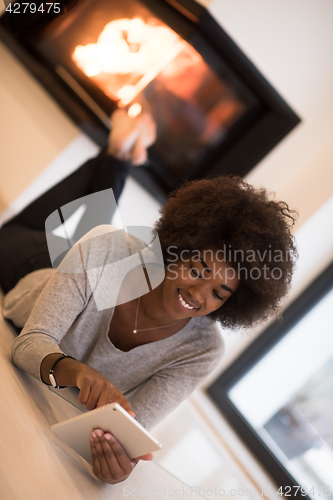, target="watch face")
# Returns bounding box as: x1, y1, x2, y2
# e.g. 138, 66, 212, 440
49, 372, 58, 388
